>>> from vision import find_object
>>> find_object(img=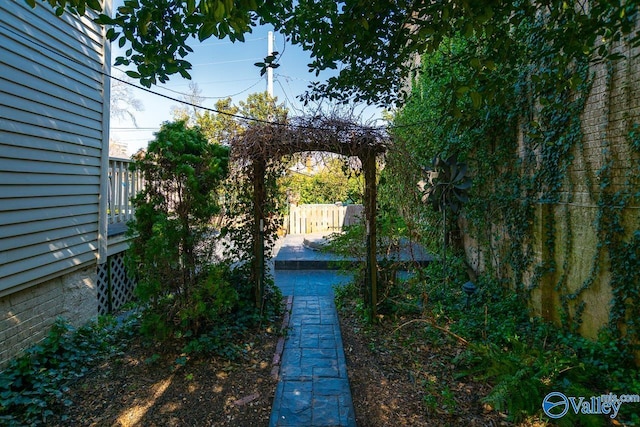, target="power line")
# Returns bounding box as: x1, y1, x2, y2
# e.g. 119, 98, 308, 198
192, 57, 262, 67
274, 78, 304, 115
113, 69, 265, 100
111, 127, 159, 131
0, 21, 390, 132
